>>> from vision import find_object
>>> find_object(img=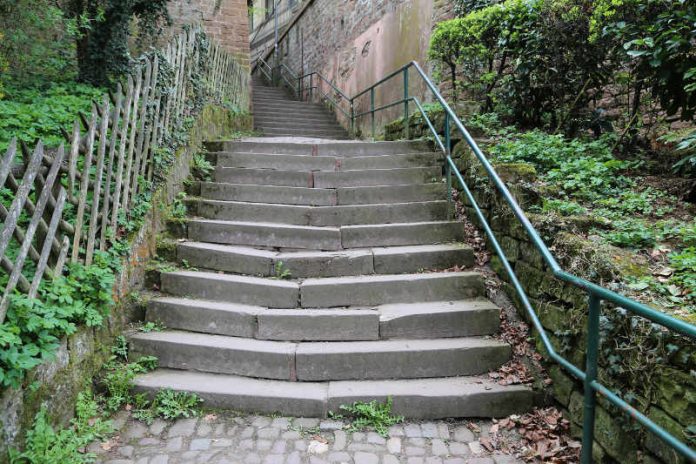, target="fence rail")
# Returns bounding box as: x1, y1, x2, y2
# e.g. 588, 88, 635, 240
0, 26, 249, 323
